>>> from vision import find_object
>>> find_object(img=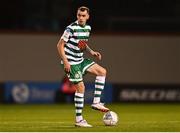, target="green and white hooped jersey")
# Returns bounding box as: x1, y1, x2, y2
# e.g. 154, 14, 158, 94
61, 21, 91, 65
